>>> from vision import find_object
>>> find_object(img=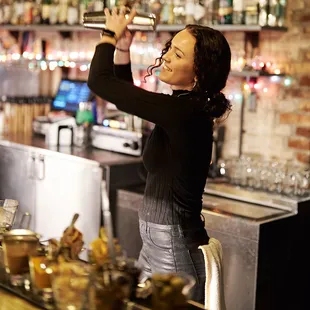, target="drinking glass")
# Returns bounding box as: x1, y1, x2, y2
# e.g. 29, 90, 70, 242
51, 261, 91, 310
151, 272, 196, 310
2, 229, 40, 286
